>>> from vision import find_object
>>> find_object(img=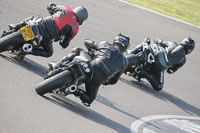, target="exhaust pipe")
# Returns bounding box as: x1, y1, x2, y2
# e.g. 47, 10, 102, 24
23, 43, 33, 53
67, 85, 78, 93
